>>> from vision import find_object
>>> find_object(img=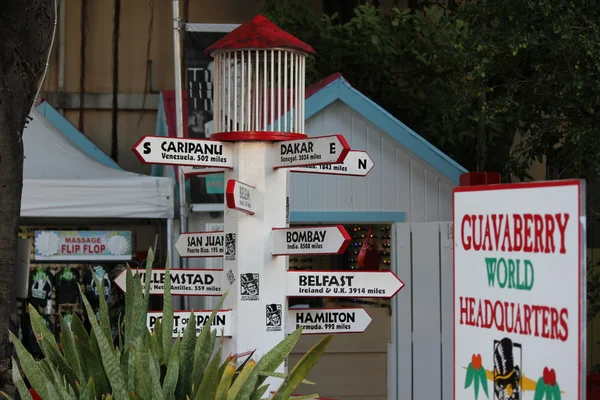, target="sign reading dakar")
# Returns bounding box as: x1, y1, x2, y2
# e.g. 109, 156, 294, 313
453, 180, 584, 400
